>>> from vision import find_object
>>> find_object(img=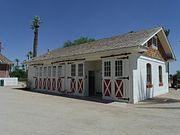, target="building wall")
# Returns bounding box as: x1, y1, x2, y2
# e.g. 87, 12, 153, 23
27, 52, 169, 103
0, 78, 18, 86
133, 55, 168, 103
0, 64, 10, 77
